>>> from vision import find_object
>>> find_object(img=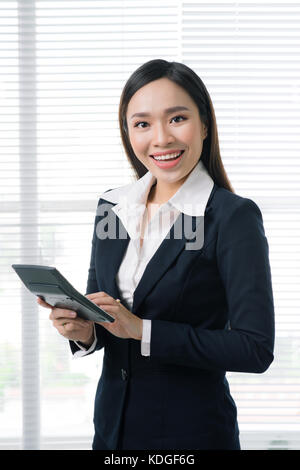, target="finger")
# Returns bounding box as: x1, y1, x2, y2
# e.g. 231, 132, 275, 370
37, 296, 53, 309
49, 308, 77, 321
98, 304, 121, 314
54, 318, 89, 328
56, 320, 73, 329
100, 298, 122, 308
94, 296, 120, 306
57, 325, 67, 336
62, 322, 80, 332
88, 300, 113, 310
53, 320, 90, 334
86, 292, 108, 299
56, 323, 76, 337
